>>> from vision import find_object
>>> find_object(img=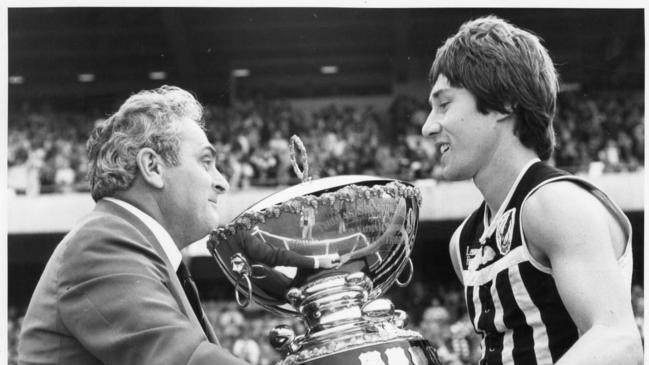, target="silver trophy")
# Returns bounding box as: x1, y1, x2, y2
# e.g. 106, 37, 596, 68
208, 136, 440, 365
